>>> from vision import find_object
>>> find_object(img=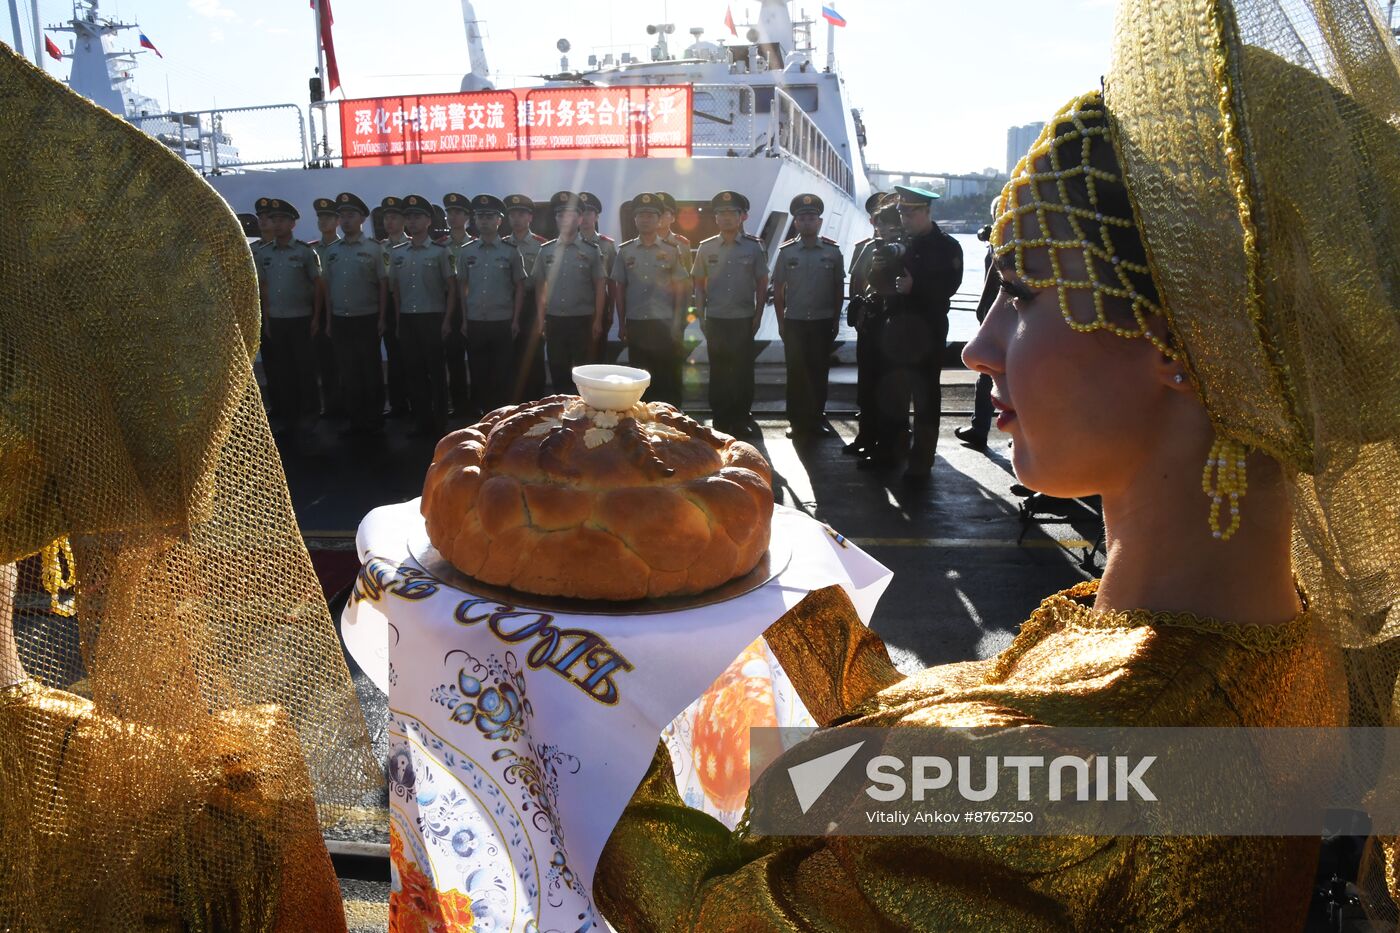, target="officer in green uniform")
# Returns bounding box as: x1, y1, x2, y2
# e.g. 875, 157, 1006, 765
692, 191, 768, 437
844, 191, 887, 455
253, 197, 323, 441
774, 194, 845, 438
456, 194, 526, 416
578, 192, 617, 359
536, 191, 606, 396
612, 193, 690, 408
442, 191, 474, 416
503, 193, 548, 401
324, 192, 387, 436
389, 194, 457, 438
654, 191, 693, 272
379, 195, 412, 419
310, 197, 344, 420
